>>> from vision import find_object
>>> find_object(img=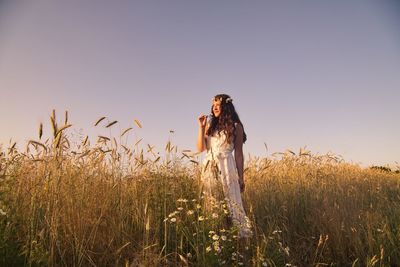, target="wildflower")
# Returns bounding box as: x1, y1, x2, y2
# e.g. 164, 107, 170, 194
209, 230, 215, 235
212, 213, 218, 219
187, 252, 192, 258
221, 235, 227, 241
238, 262, 244, 266
212, 234, 219, 241
232, 252, 237, 257
198, 216, 205, 221
262, 262, 268, 267
177, 198, 188, 203
0, 209, 6, 216
317, 235, 323, 246
223, 209, 229, 214
168, 211, 177, 218
170, 217, 176, 223
186, 210, 194, 215
196, 204, 201, 209
163, 218, 168, 222
284, 246, 290, 256
177, 207, 183, 211
213, 241, 221, 253
206, 246, 212, 252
